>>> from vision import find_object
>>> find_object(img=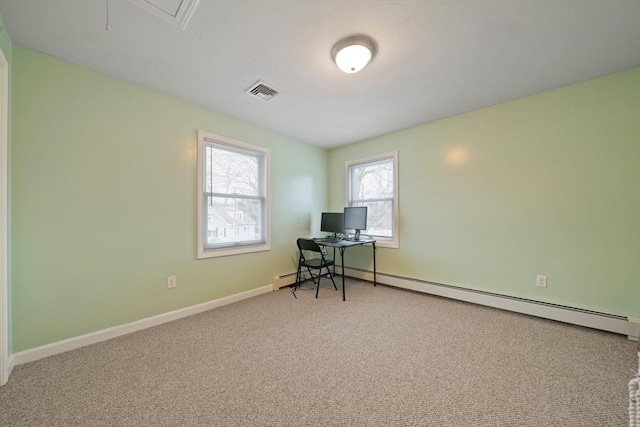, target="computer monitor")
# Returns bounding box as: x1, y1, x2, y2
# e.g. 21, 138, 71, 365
320, 212, 344, 237
343, 206, 367, 240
